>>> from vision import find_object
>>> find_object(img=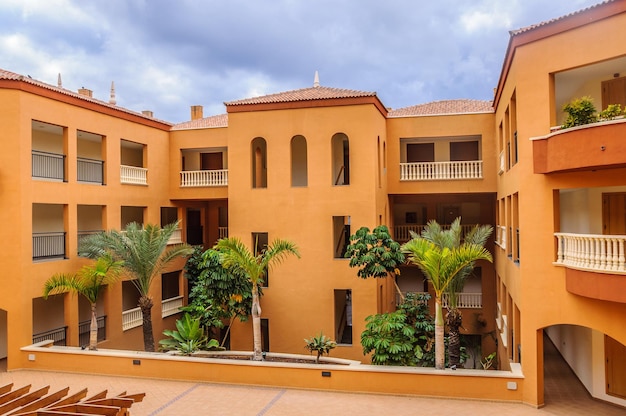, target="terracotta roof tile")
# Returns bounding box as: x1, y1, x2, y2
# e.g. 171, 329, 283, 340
225, 85, 377, 106
510, 0, 615, 36
171, 113, 228, 130
388, 99, 493, 117
0, 68, 172, 125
